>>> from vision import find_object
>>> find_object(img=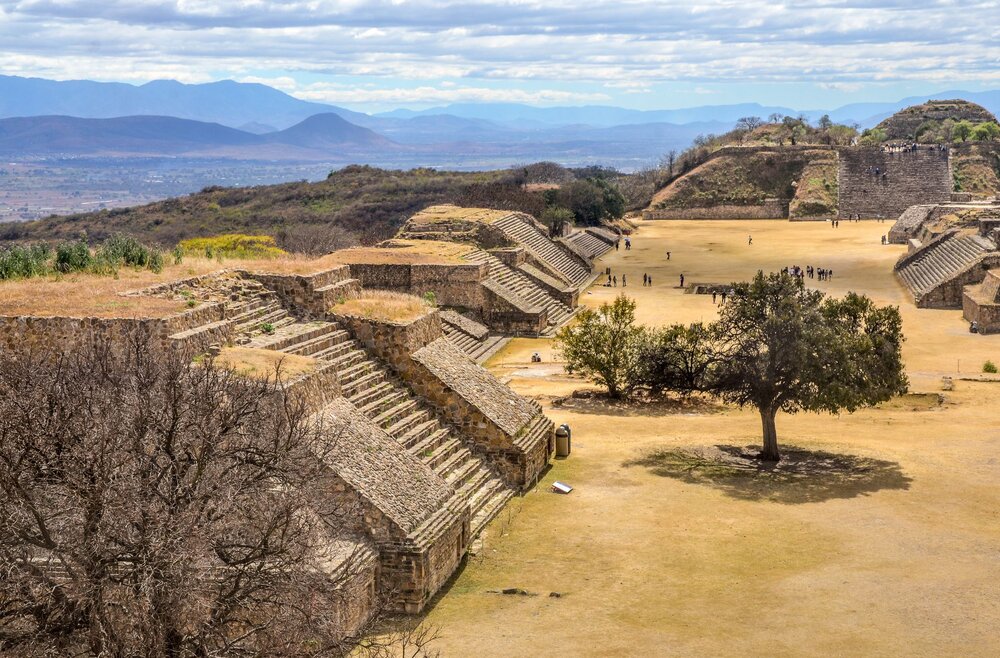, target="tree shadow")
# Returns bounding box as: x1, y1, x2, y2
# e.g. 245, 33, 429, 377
552, 390, 724, 417
624, 444, 912, 504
